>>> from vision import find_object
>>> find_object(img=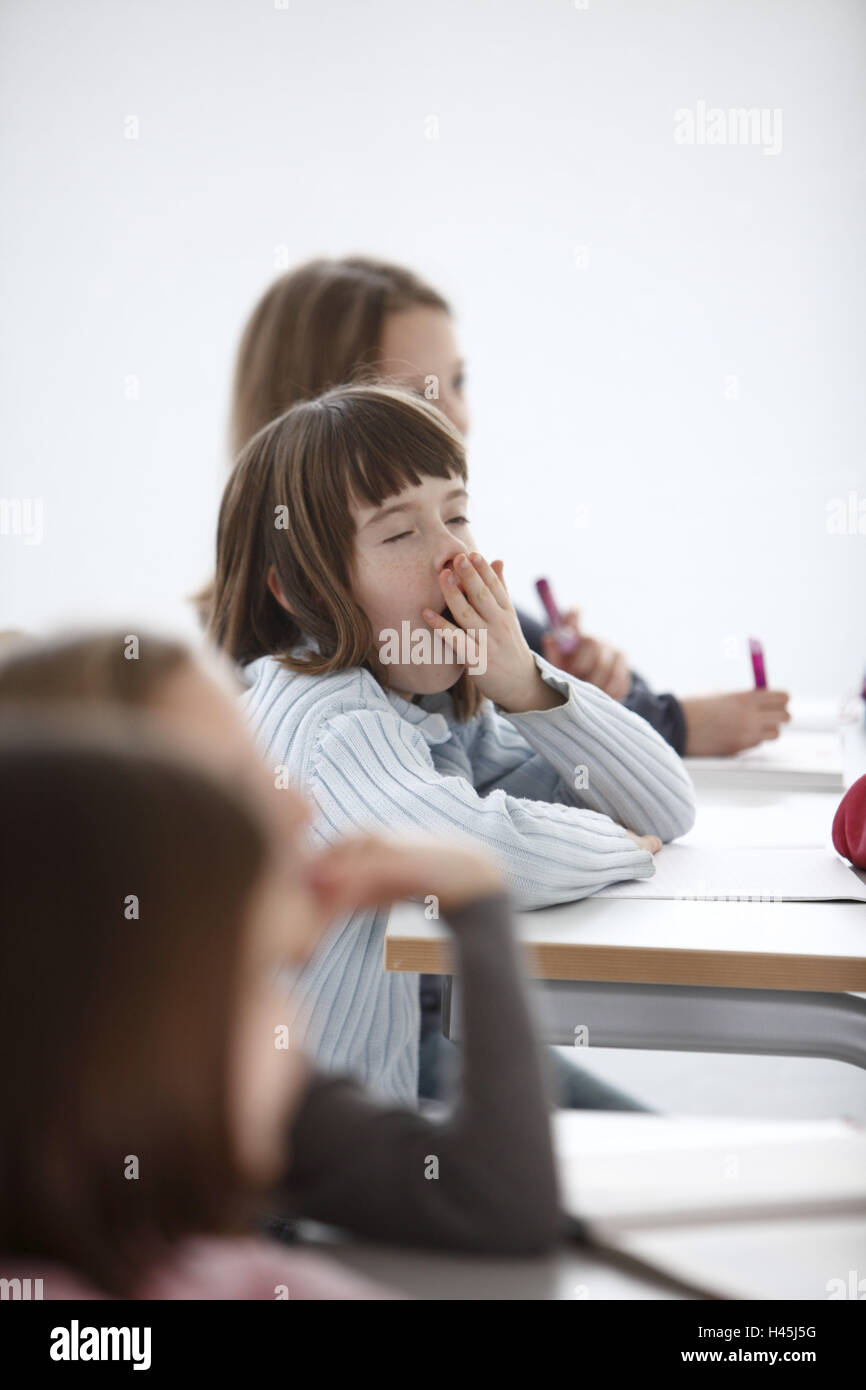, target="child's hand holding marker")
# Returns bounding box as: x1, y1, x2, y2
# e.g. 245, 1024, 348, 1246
681, 638, 790, 756
535, 578, 580, 655
422, 552, 564, 713
681, 689, 790, 755
535, 578, 632, 702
